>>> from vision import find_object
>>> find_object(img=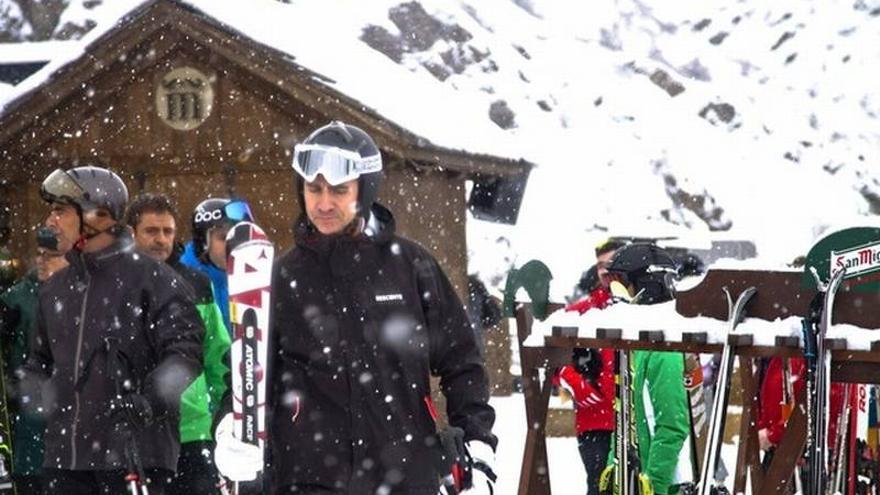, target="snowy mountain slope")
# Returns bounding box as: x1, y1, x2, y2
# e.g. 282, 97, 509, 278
3, 0, 880, 299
